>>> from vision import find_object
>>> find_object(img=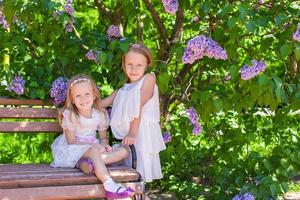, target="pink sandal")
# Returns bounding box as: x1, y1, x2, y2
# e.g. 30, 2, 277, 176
77, 157, 94, 175
105, 187, 135, 199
